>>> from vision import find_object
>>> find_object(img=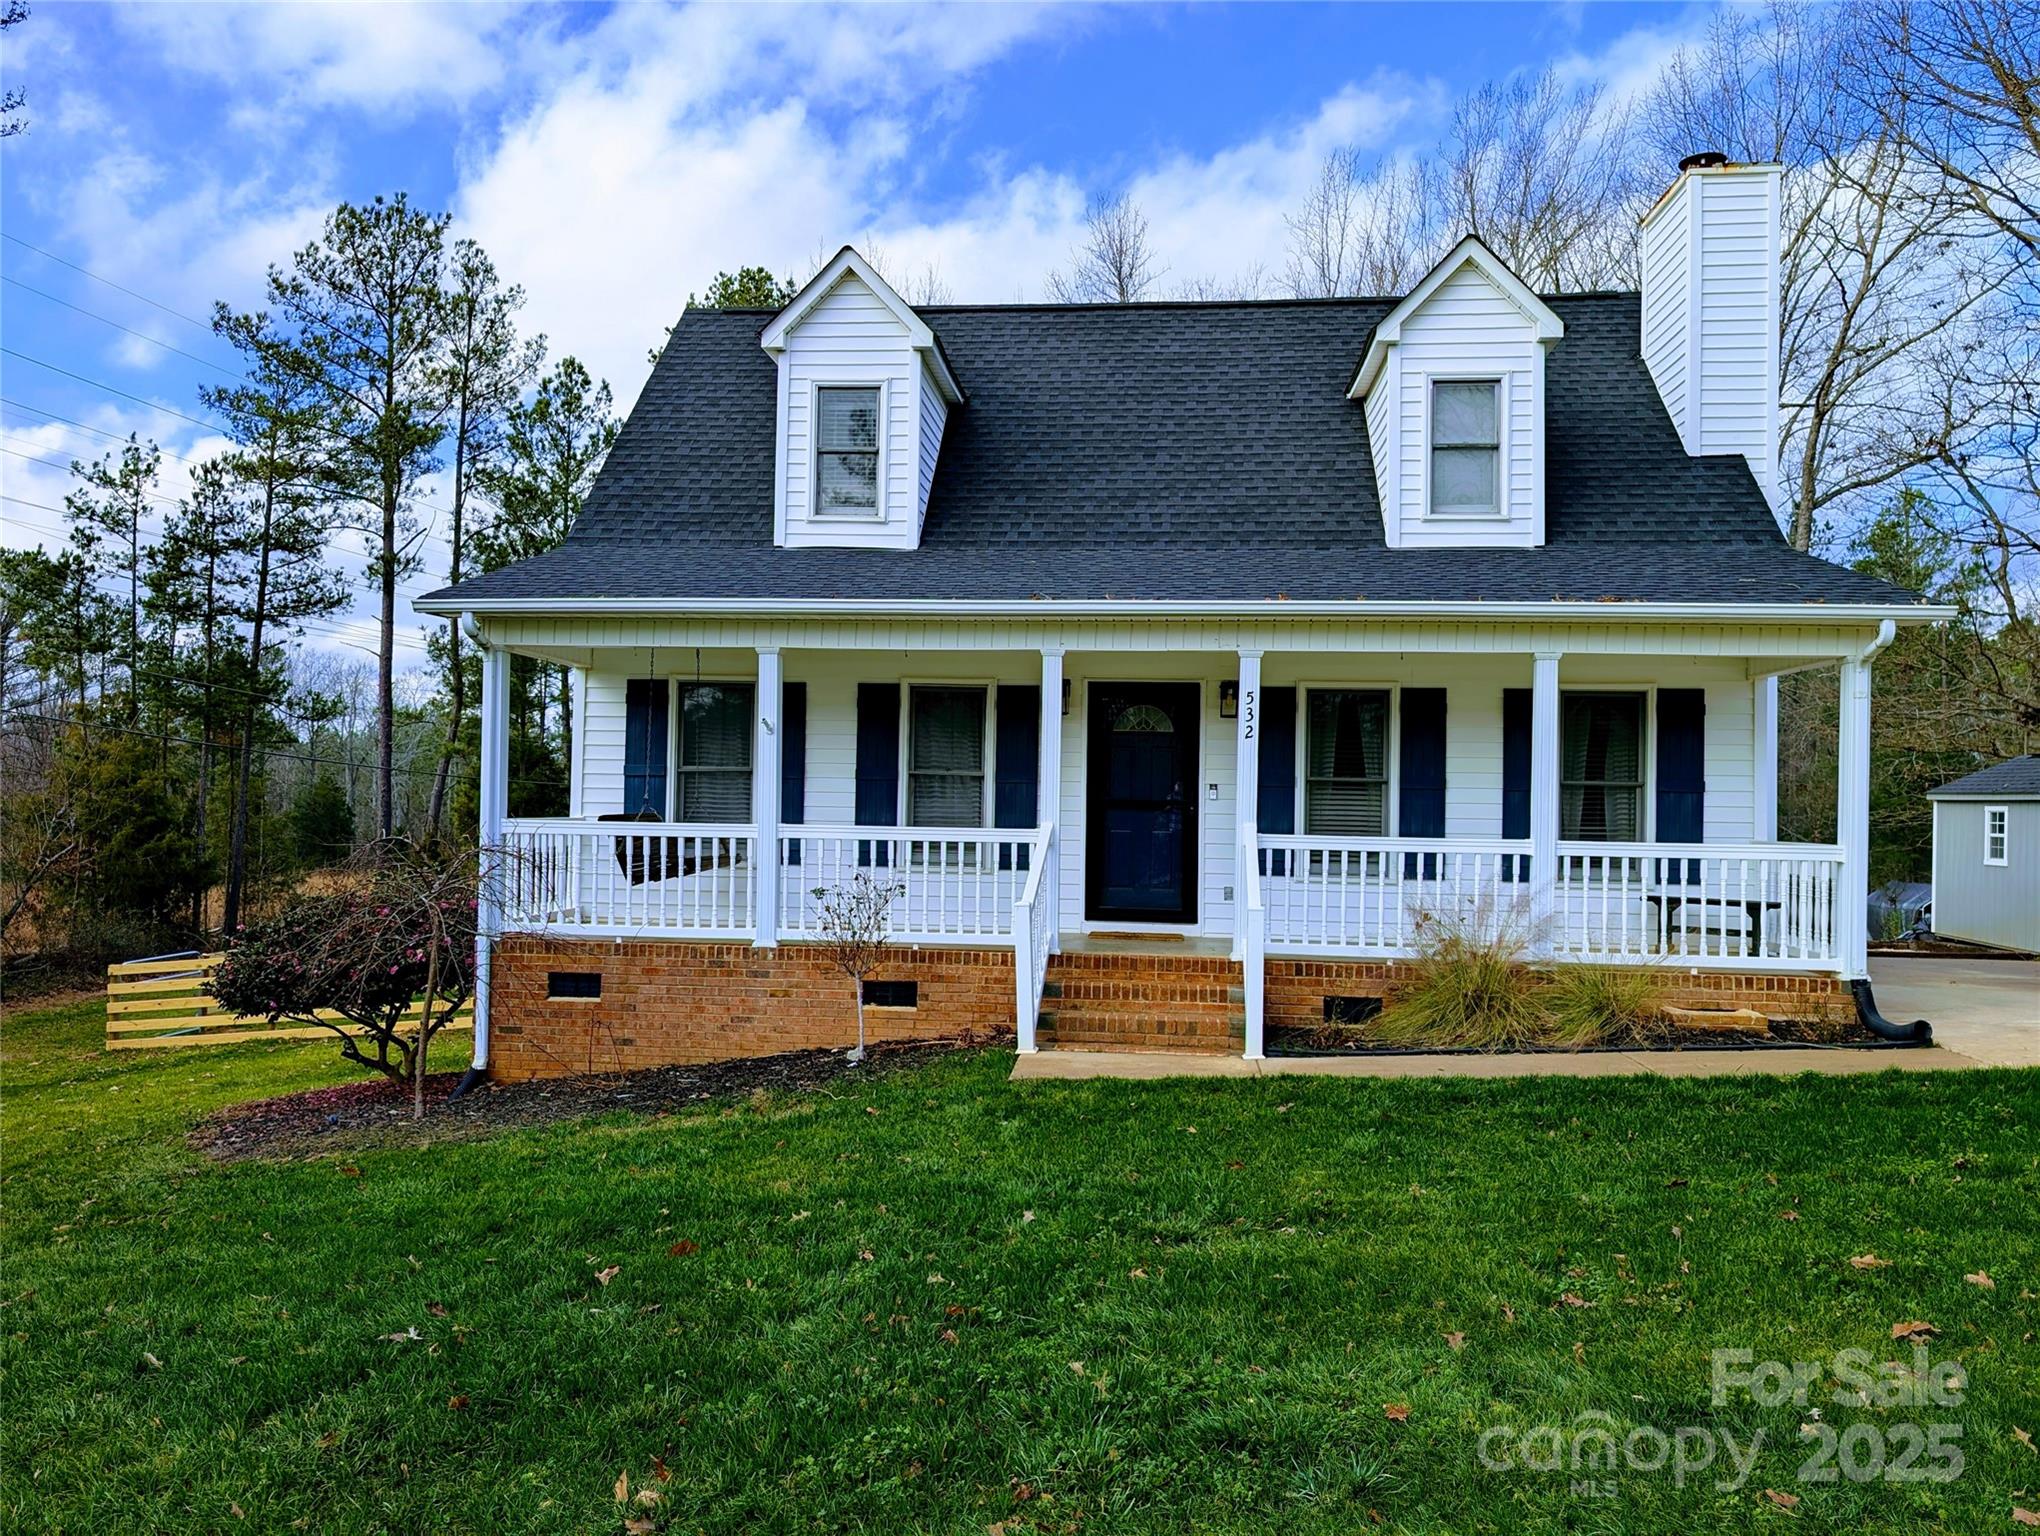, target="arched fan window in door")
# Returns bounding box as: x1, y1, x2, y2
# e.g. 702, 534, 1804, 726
1113, 703, 1175, 734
